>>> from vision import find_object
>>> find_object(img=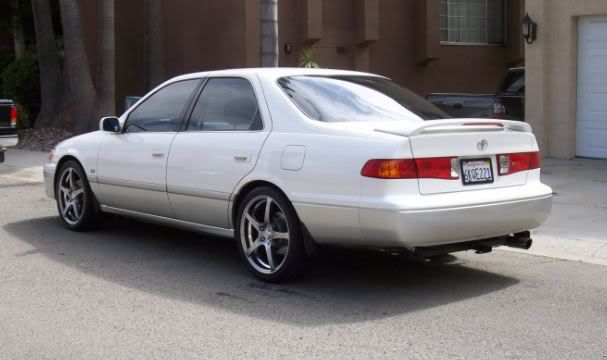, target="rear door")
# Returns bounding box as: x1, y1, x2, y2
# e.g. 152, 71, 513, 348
167, 76, 270, 228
